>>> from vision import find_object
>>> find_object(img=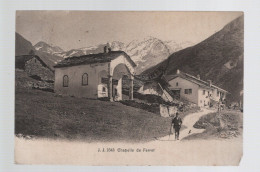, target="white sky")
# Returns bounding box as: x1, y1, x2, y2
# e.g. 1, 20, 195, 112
16, 11, 242, 51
